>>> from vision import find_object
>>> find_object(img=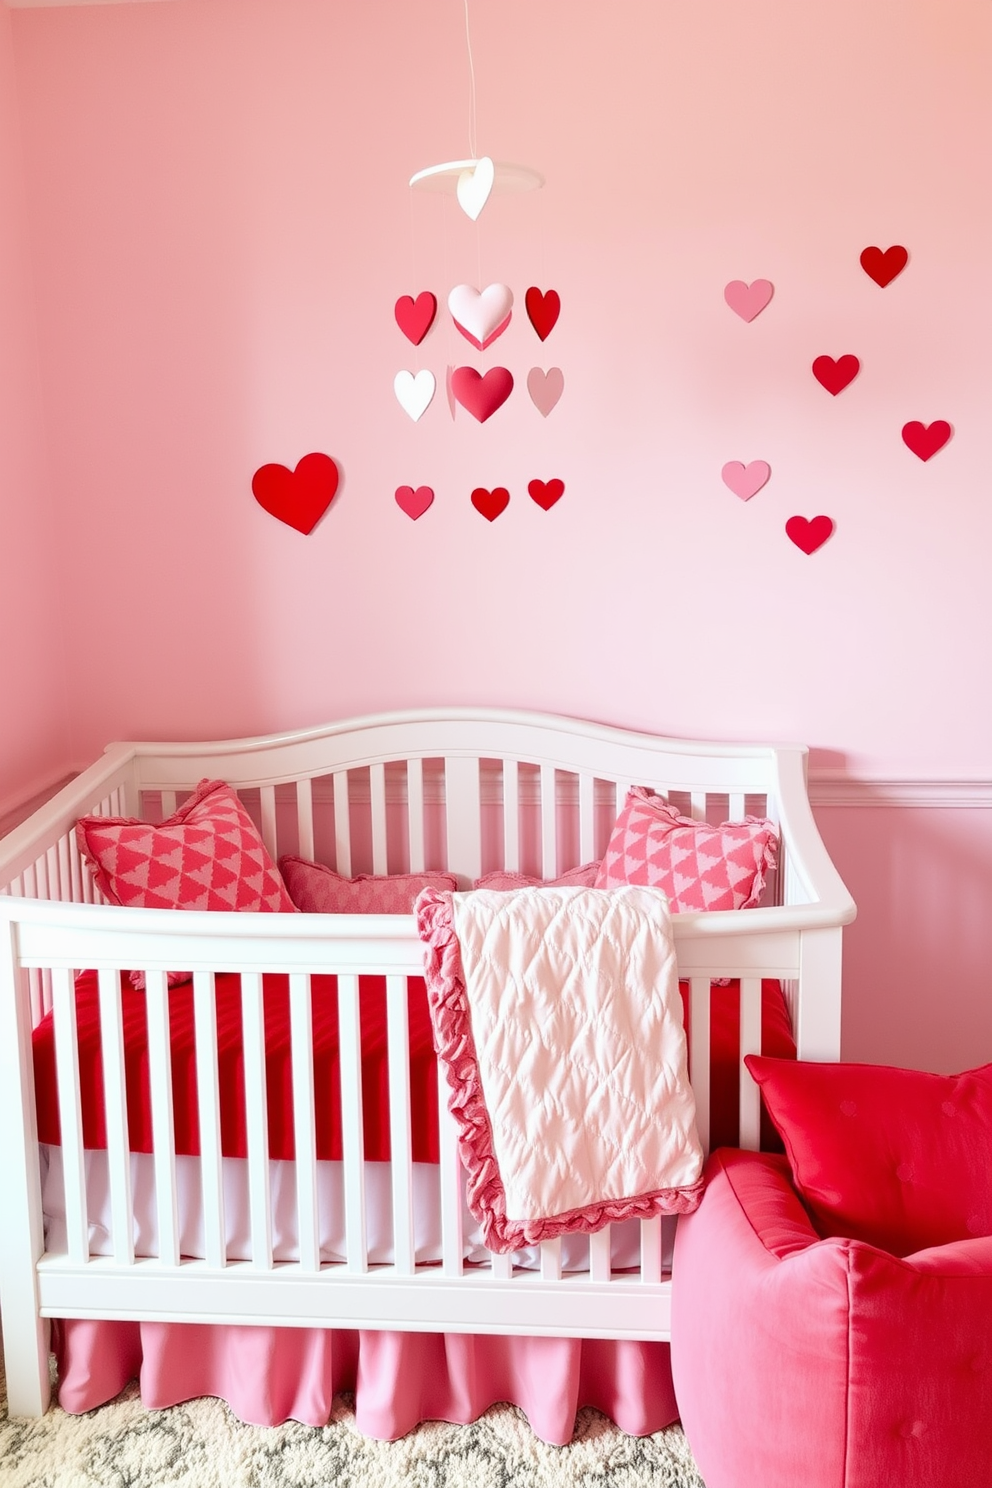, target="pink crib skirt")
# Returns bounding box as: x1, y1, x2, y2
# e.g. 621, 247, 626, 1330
52, 1320, 678, 1446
